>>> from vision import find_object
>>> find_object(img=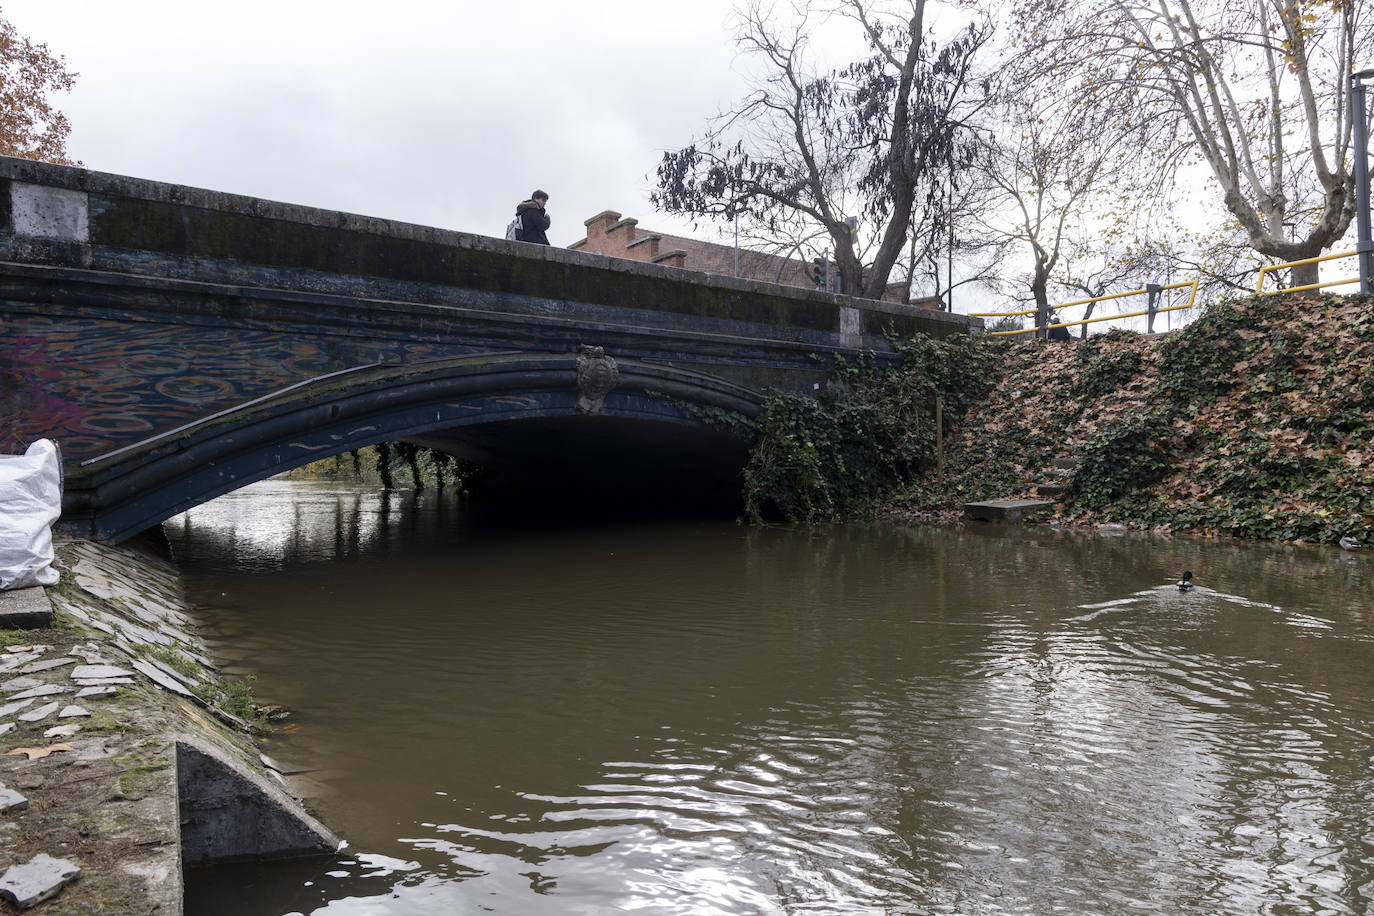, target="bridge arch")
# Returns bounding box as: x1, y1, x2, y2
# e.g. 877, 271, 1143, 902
64, 354, 764, 542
